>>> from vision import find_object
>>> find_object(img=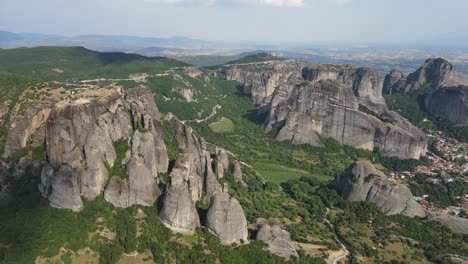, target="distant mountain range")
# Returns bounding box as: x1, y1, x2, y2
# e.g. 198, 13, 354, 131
0, 30, 219, 54
2, 30, 468, 74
